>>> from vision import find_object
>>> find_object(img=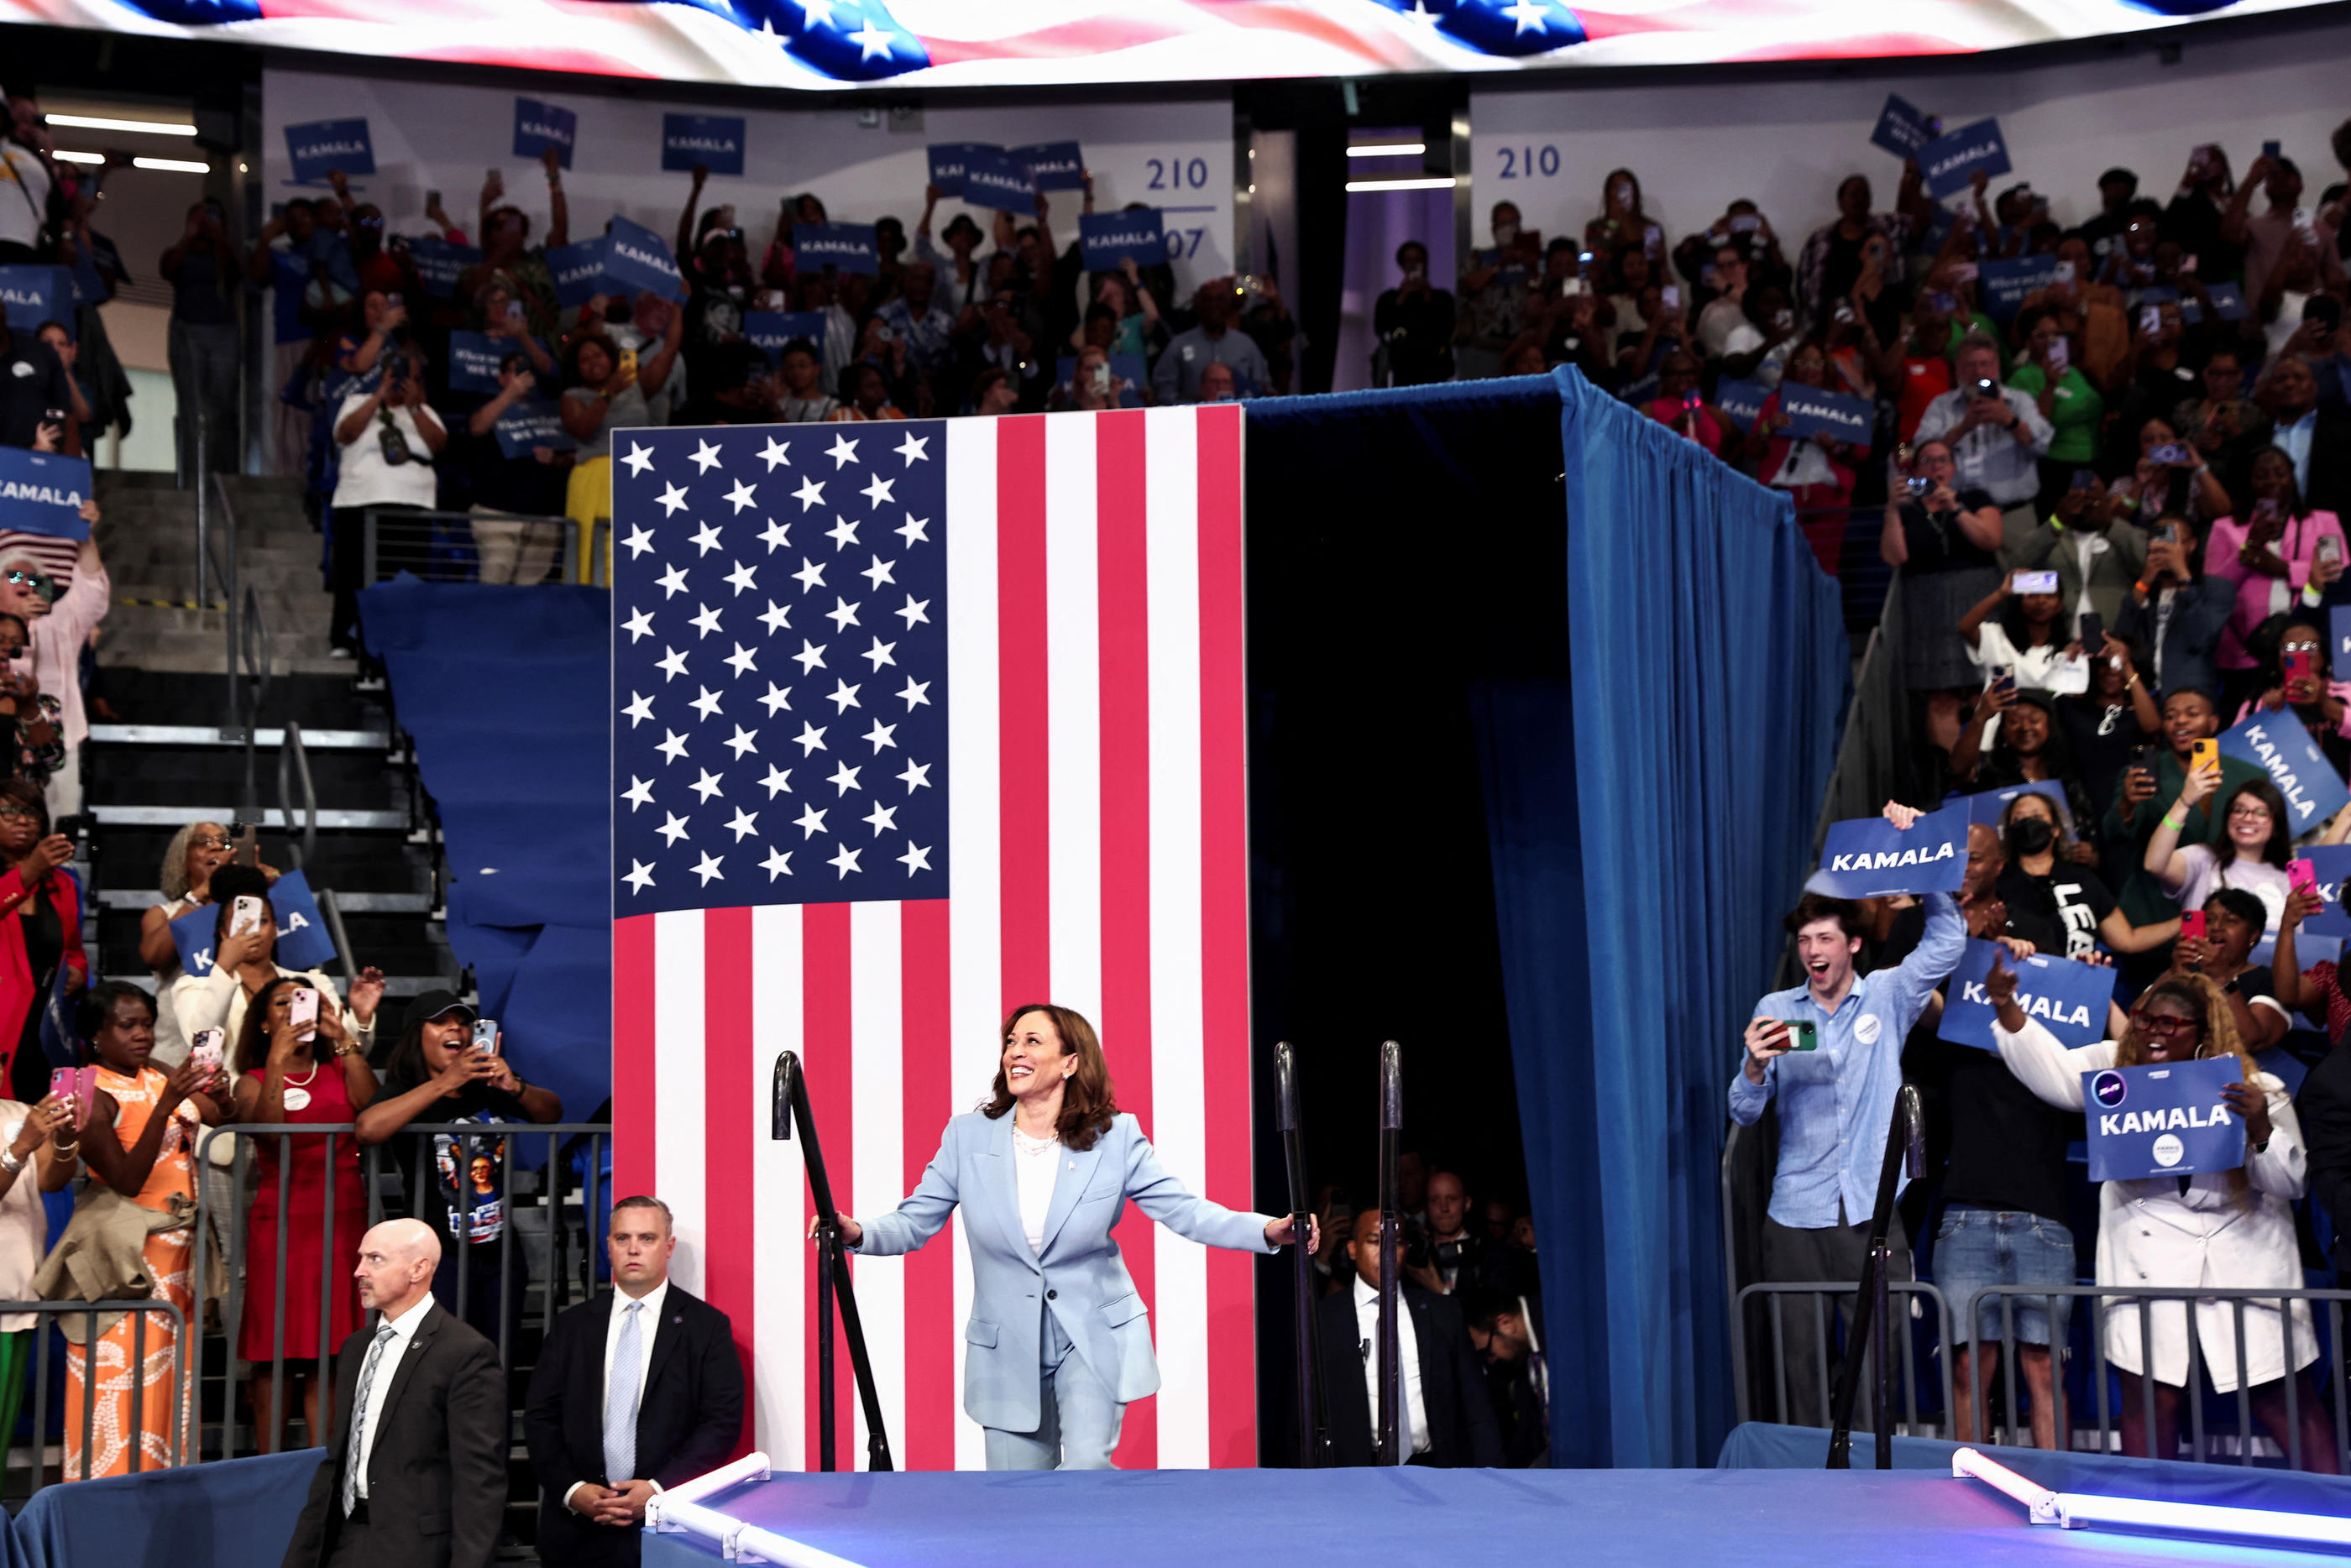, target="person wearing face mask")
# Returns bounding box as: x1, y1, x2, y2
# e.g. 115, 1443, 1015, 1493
1995, 792, 2176, 966
1988, 960, 2333, 1468
1458, 202, 1535, 381
2147, 775, 2296, 954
